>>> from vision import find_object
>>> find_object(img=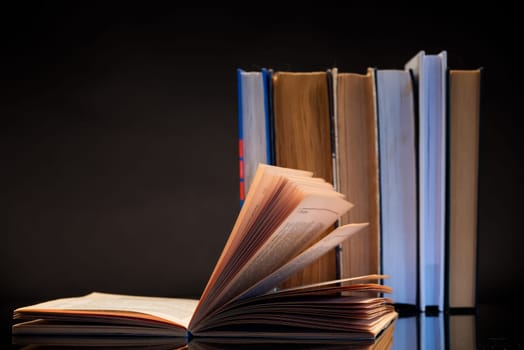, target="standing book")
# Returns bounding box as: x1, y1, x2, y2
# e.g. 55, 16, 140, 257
446, 68, 482, 310
12, 164, 398, 342
374, 68, 418, 308
405, 50, 448, 312
271, 70, 336, 287
334, 68, 381, 280
237, 68, 272, 206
